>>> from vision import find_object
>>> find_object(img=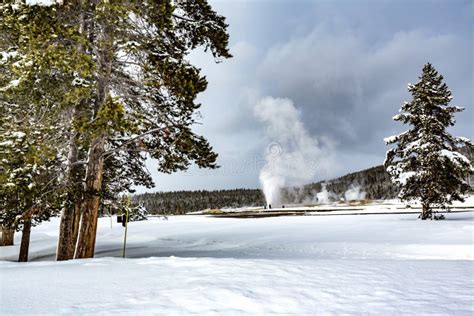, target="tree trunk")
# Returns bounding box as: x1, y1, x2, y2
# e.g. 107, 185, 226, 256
420, 203, 432, 220
74, 1, 110, 259
74, 135, 106, 259
18, 215, 32, 262
57, 203, 81, 260
57, 107, 84, 260
0, 226, 14, 246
